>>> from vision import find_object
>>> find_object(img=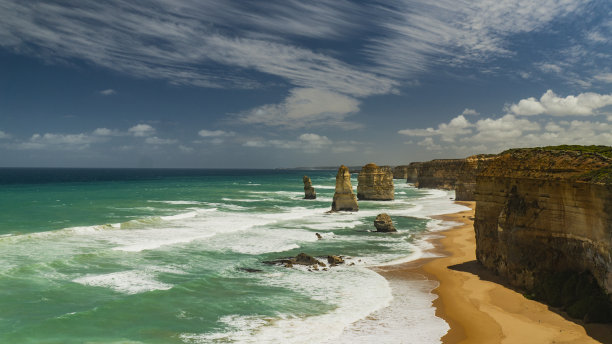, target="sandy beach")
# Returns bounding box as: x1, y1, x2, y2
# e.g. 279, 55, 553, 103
375, 201, 612, 344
